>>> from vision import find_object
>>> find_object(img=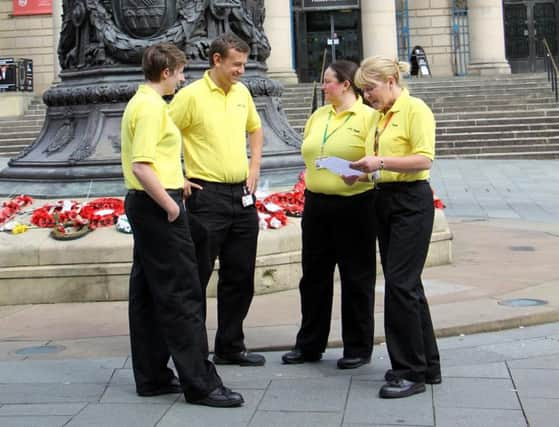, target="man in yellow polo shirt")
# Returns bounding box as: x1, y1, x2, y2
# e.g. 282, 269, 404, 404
170, 32, 265, 367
